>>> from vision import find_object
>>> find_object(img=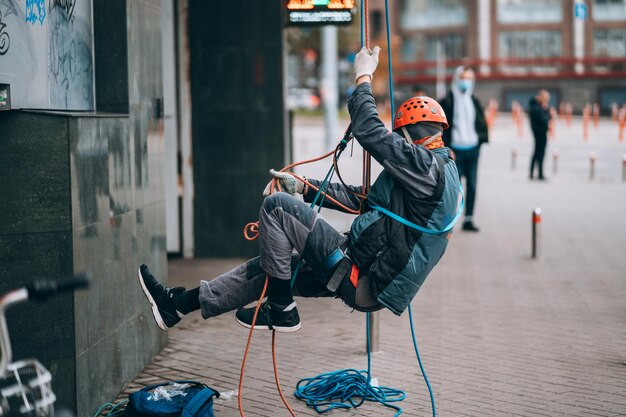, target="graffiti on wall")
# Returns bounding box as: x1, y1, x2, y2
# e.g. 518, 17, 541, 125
0, 0, 18, 55
48, 2, 92, 108
0, 0, 92, 110
25, 0, 45, 25
50, 0, 75, 20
